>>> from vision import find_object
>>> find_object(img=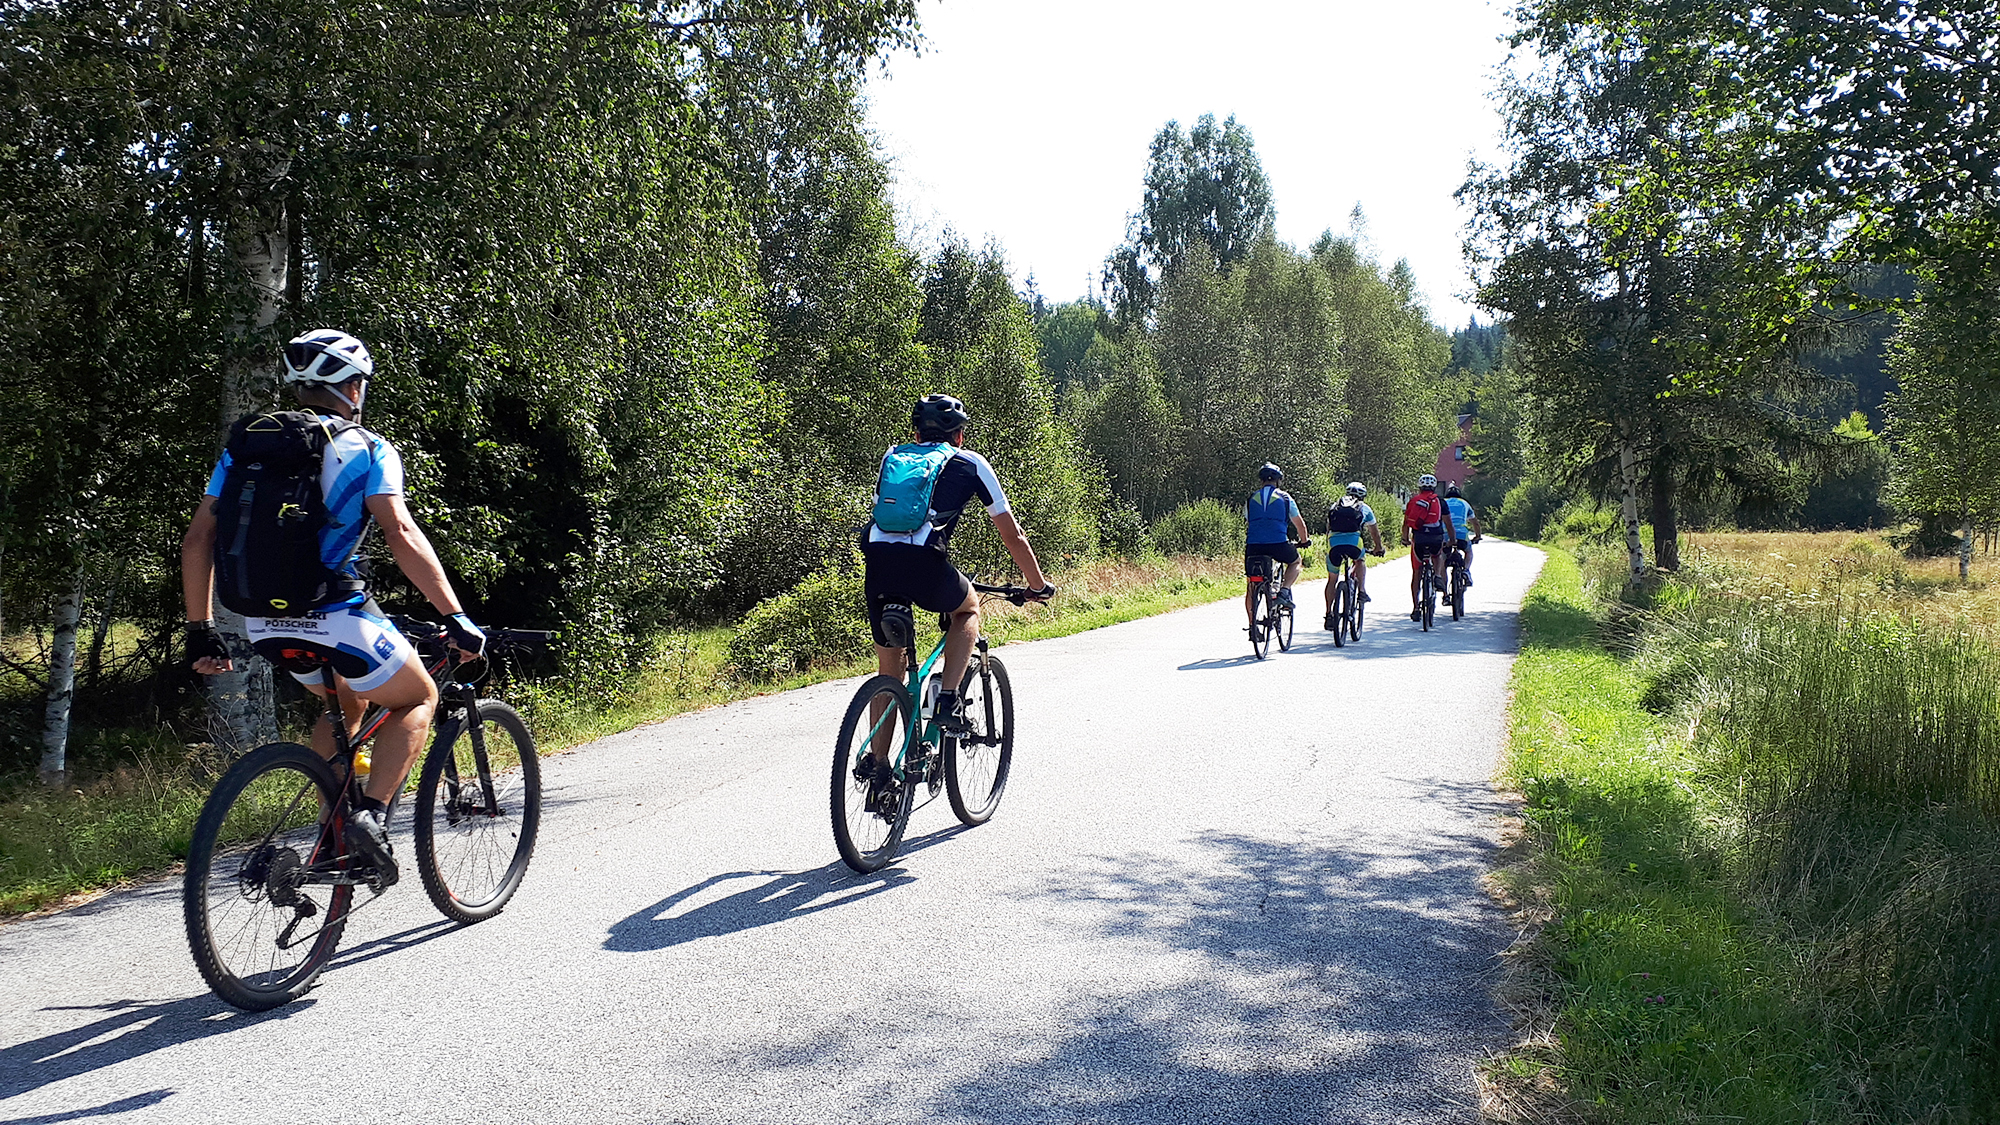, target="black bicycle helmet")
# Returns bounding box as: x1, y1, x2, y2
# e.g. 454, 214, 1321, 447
912, 393, 969, 437
1257, 462, 1284, 482
1445, 481, 1462, 497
